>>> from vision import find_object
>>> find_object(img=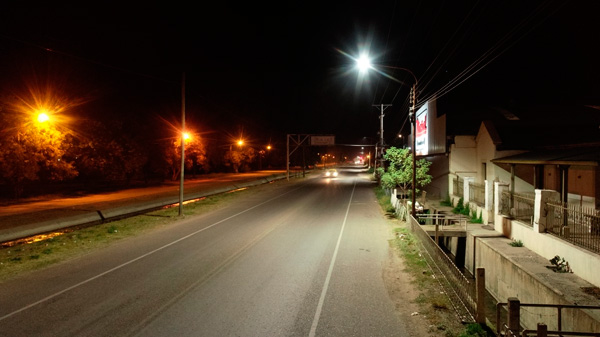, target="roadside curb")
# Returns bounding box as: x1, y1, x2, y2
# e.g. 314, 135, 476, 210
0, 172, 296, 244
